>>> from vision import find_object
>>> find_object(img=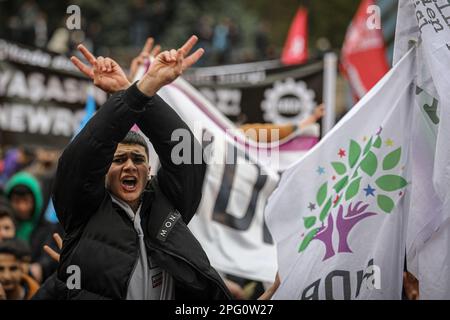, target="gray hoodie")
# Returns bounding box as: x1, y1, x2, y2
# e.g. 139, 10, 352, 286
111, 194, 174, 300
